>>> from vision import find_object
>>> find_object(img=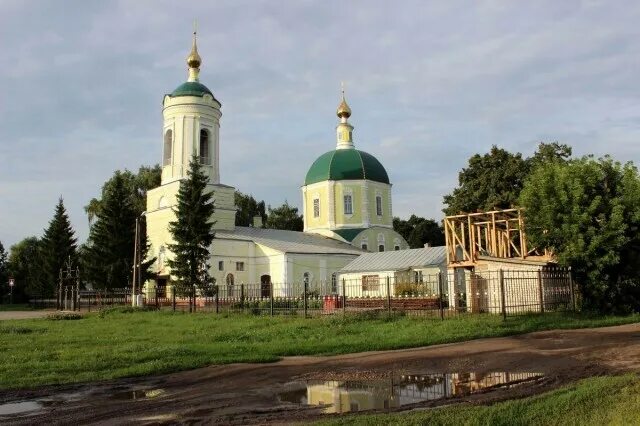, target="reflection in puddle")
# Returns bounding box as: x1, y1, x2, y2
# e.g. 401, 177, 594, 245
0, 401, 43, 416
279, 372, 543, 414
110, 389, 166, 401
